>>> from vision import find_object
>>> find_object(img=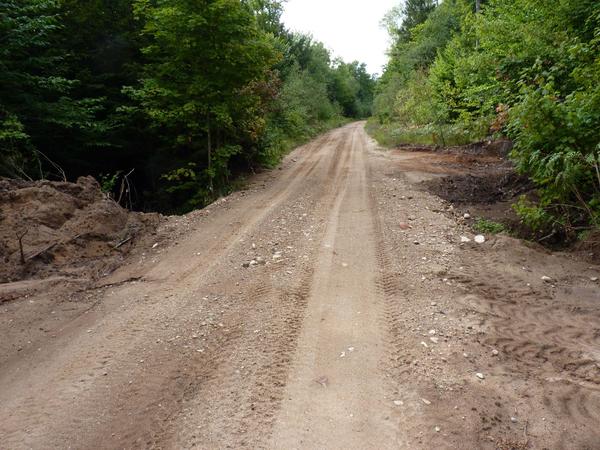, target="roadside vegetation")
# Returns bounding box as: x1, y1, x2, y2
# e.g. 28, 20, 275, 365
0, 0, 375, 213
371, 0, 600, 240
